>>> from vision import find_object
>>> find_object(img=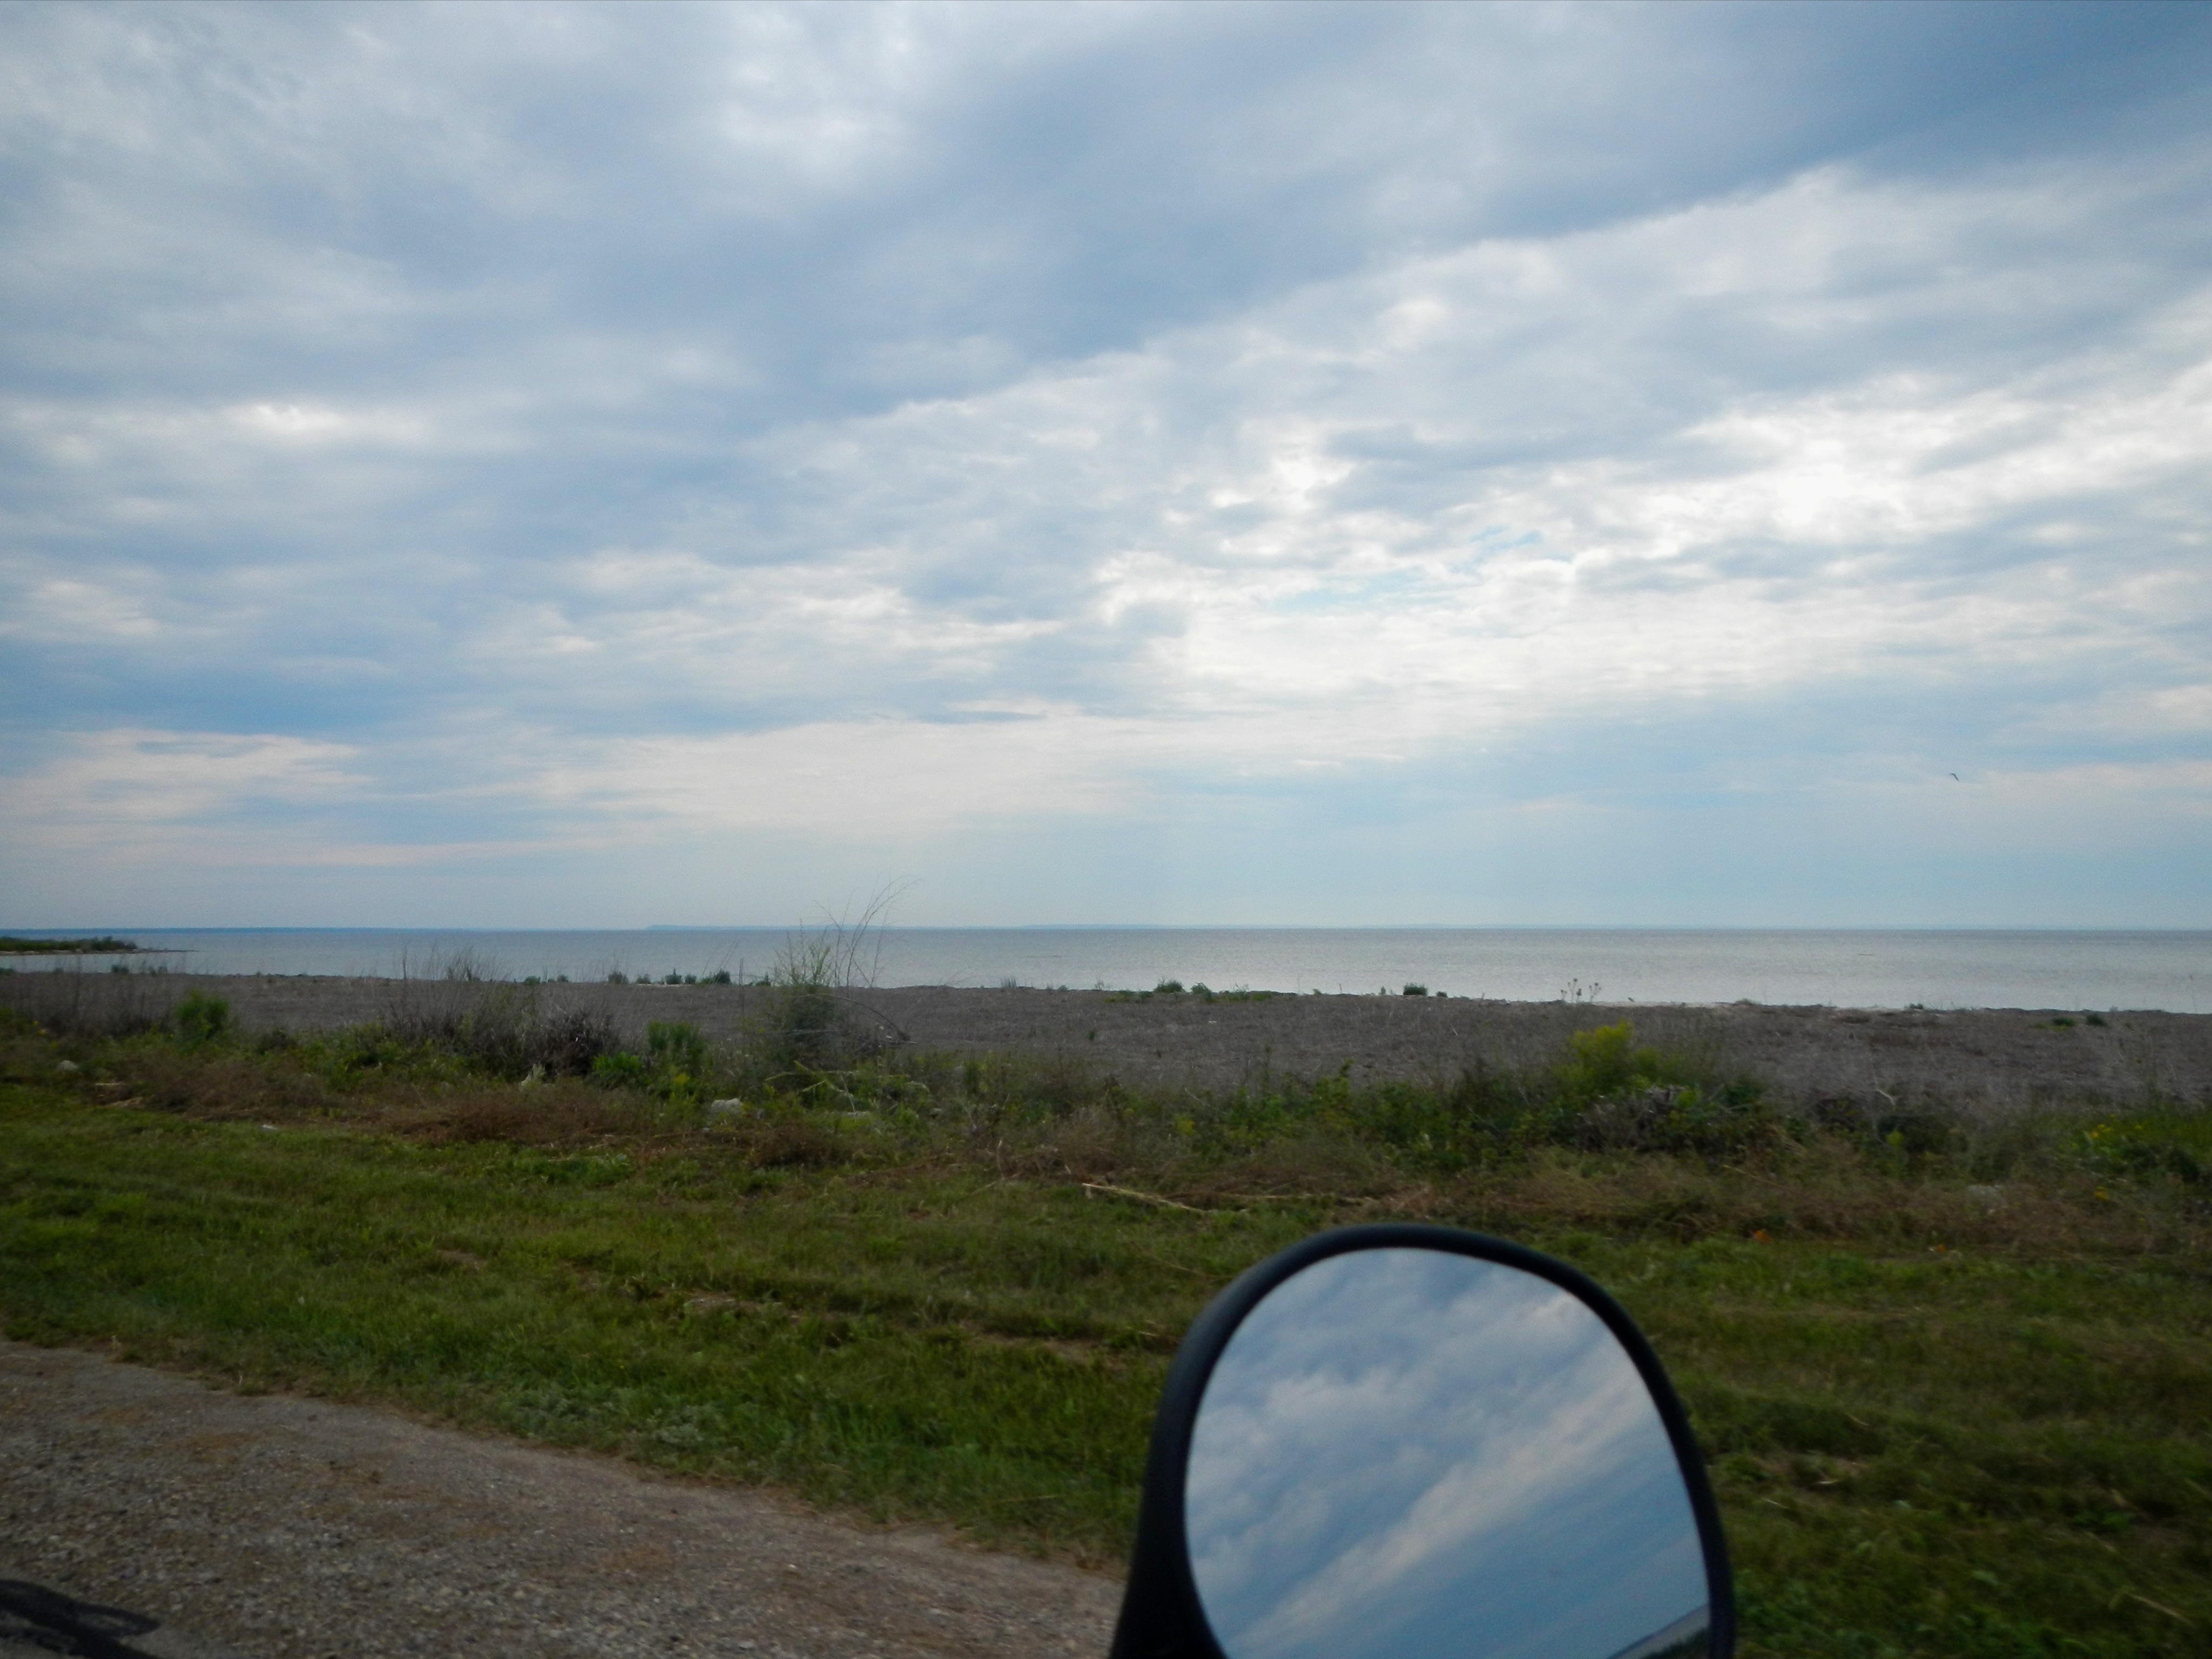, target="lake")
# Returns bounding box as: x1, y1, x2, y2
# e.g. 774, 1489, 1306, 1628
3, 928, 2207, 1012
